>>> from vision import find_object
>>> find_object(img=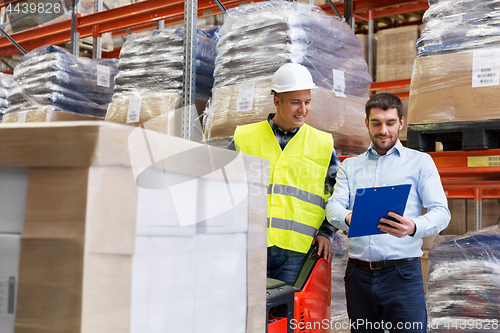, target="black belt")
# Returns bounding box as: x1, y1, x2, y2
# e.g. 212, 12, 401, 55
348, 257, 419, 270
